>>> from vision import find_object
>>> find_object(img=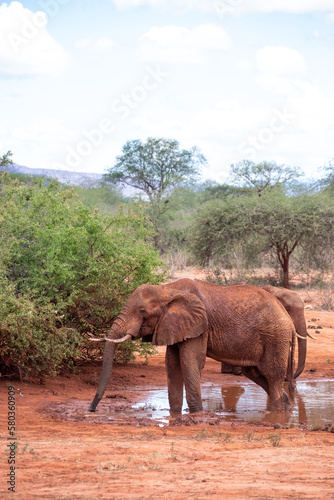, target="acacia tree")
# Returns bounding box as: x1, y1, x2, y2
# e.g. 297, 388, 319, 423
191, 190, 334, 288
249, 191, 334, 287
104, 137, 207, 225
229, 160, 302, 197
